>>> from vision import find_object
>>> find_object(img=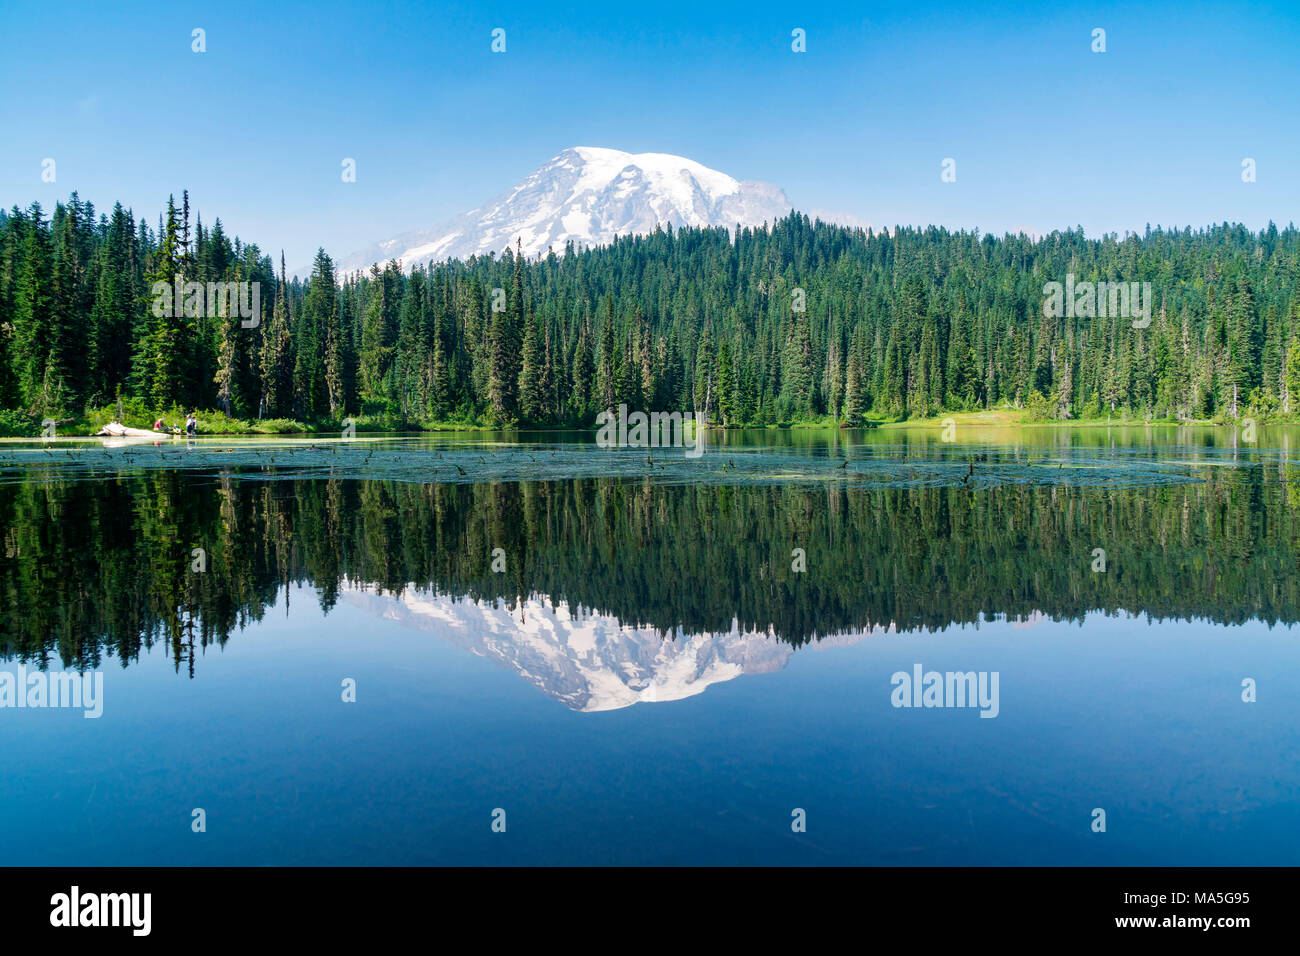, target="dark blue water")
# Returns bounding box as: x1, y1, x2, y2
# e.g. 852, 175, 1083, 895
2, 429, 1298, 865
3, 596, 1296, 865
